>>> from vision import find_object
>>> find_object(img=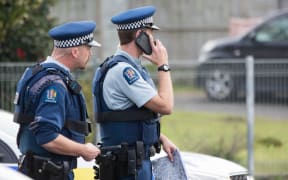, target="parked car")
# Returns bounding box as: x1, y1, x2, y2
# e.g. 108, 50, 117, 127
0, 109, 253, 180
152, 151, 253, 180
0, 109, 94, 180
195, 9, 288, 101
0, 109, 32, 180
